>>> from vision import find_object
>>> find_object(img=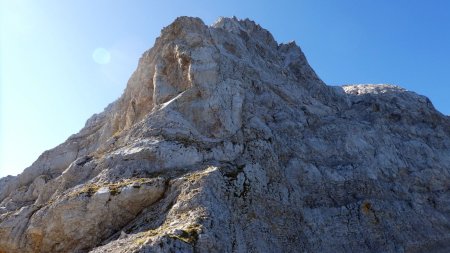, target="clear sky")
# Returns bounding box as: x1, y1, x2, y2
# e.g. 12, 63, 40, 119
1, 0, 449, 177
